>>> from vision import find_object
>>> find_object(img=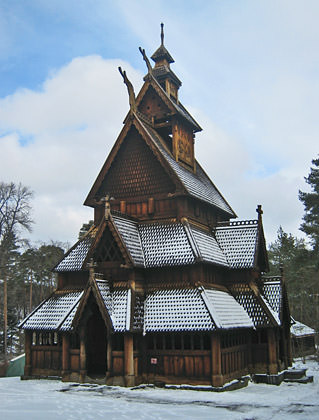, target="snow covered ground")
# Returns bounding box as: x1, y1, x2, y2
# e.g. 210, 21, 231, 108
0, 358, 318, 420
